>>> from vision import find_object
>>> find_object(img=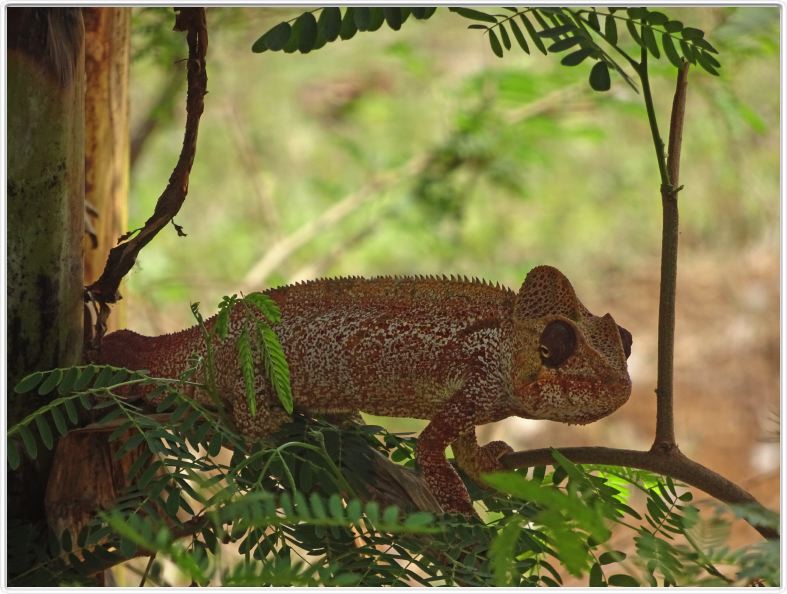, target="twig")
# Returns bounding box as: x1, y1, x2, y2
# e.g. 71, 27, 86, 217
654, 62, 689, 448
139, 553, 156, 587
85, 8, 208, 333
